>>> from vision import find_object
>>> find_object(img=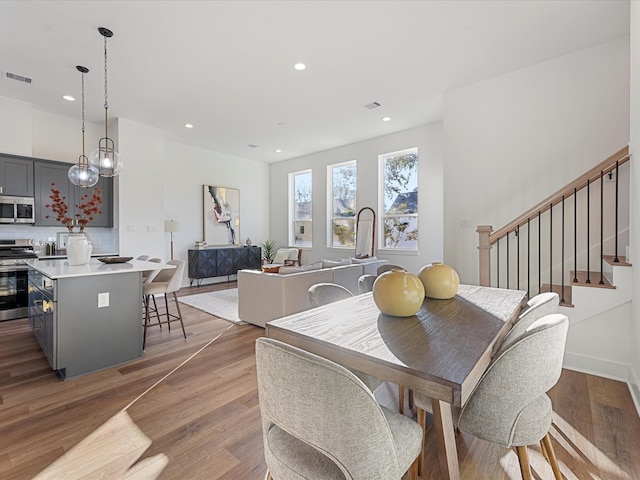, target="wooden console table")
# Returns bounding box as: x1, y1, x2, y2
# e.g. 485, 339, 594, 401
188, 246, 261, 286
